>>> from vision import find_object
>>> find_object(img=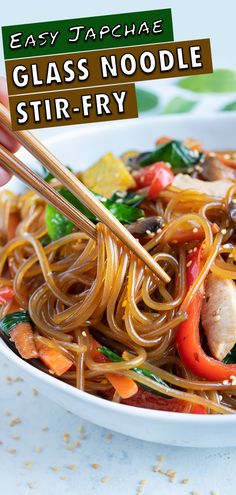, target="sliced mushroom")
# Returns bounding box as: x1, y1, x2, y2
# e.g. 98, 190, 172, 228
121, 152, 151, 171
200, 156, 236, 181
228, 200, 236, 225
201, 273, 236, 360
126, 216, 163, 236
